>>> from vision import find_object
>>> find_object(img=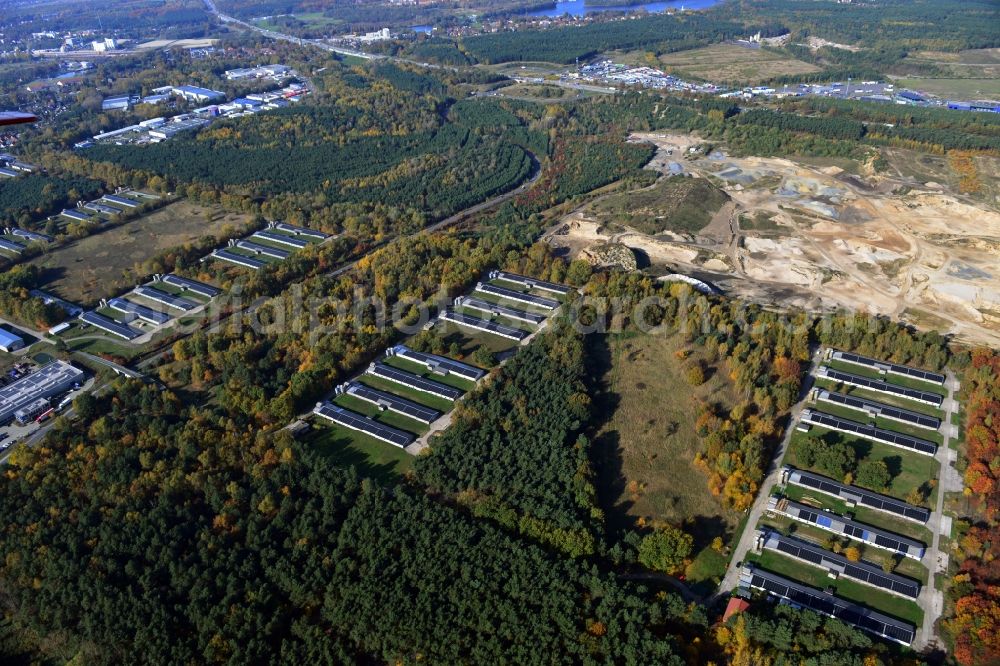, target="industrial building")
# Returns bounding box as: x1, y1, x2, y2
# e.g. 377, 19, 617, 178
0, 360, 85, 425
234, 239, 291, 260
489, 270, 574, 296
438, 309, 528, 342
102, 194, 139, 208
339, 381, 441, 424
60, 209, 91, 222
0, 238, 25, 254
171, 85, 225, 103
475, 282, 559, 310
30, 290, 82, 317
133, 286, 197, 311
0, 167, 18, 178
158, 274, 221, 298
14, 397, 51, 424
816, 366, 943, 408
758, 529, 920, 599
366, 362, 464, 401
455, 296, 546, 325
149, 117, 210, 140
313, 401, 415, 448
9, 227, 53, 244
79, 311, 142, 340
0, 328, 25, 352
106, 298, 170, 325
800, 408, 937, 456
768, 496, 925, 560
83, 201, 123, 216
386, 345, 486, 382
739, 565, 915, 645
252, 230, 309, 249
813, 388, 940, 430
826, 349, 945, 386
211, 249, 266, 270
271, 221, 328, 240
781, 466, 931, 523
